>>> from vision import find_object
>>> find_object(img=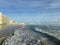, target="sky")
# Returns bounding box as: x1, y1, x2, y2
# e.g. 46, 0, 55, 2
0, 0, 60, 25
